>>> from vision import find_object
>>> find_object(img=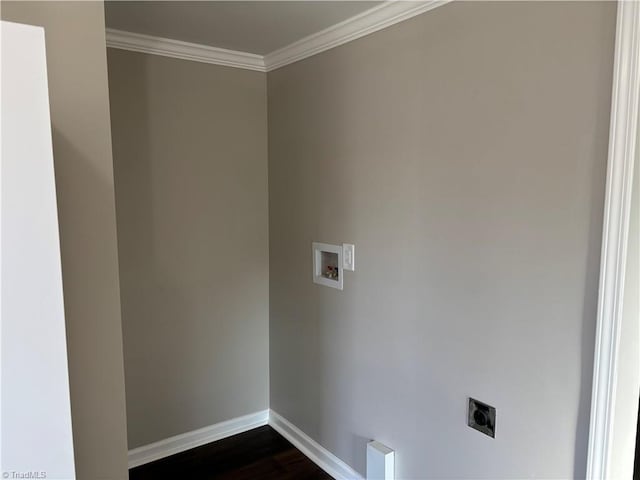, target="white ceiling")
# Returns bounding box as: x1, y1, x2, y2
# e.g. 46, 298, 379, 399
104, 1, 382, 55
